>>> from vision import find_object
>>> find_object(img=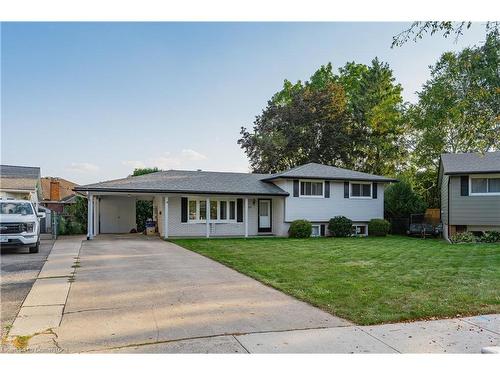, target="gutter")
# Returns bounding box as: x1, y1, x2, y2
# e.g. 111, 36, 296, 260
261, 176, 398, 183
445, 170, 500, 175
73, 187, 289, 197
